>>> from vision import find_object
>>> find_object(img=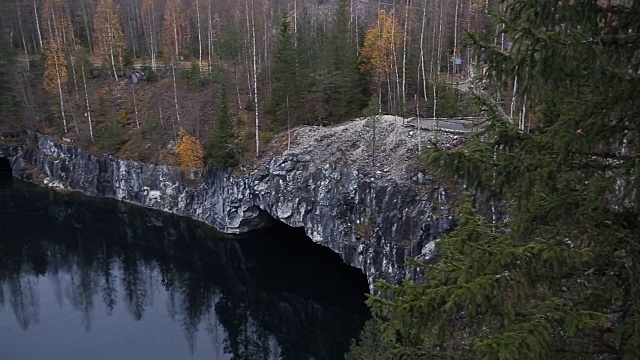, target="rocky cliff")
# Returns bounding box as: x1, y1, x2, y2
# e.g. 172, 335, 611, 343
4, 118, 455, 288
